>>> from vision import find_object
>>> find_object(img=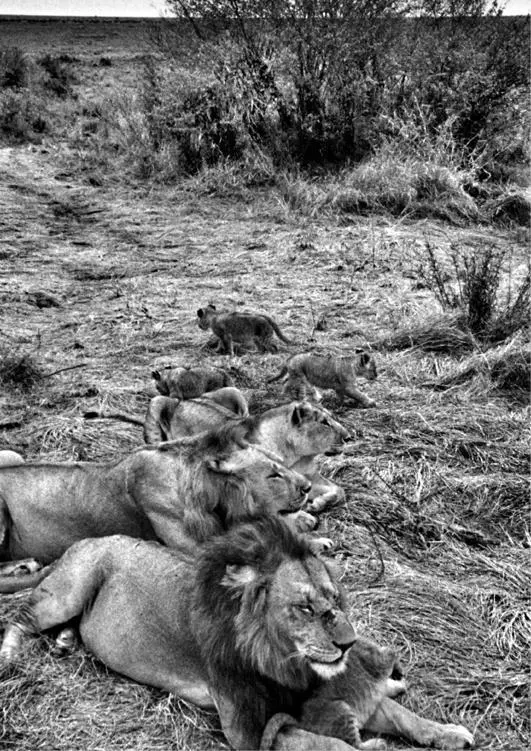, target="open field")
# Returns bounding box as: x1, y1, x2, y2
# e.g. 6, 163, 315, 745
0, 16, 530, 751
